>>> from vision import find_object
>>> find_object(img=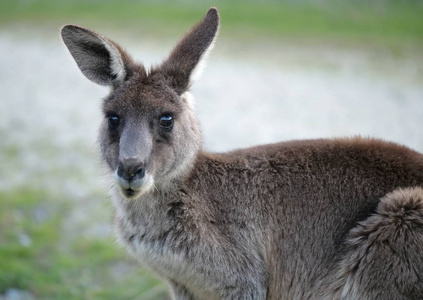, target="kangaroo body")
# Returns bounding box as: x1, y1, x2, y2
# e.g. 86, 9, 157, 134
62, 8, 423, 300
114, 138, 423, 299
